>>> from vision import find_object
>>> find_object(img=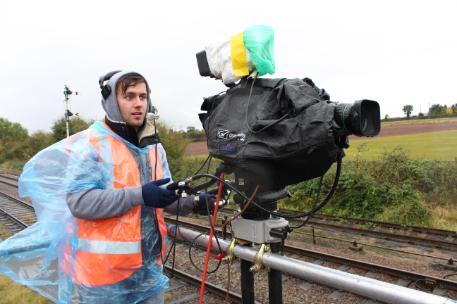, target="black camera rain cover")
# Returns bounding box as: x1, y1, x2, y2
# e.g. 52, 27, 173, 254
199, 77, 343, 184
